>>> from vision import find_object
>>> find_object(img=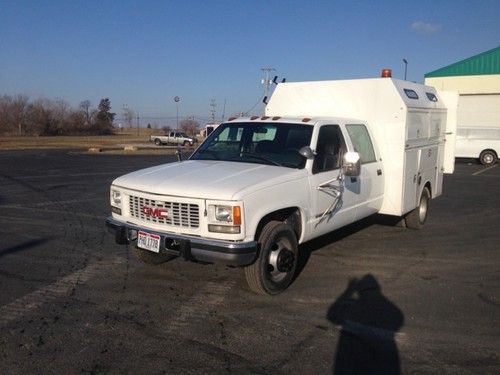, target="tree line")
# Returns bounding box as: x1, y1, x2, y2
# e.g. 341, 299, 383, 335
0, 95, 116, 136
